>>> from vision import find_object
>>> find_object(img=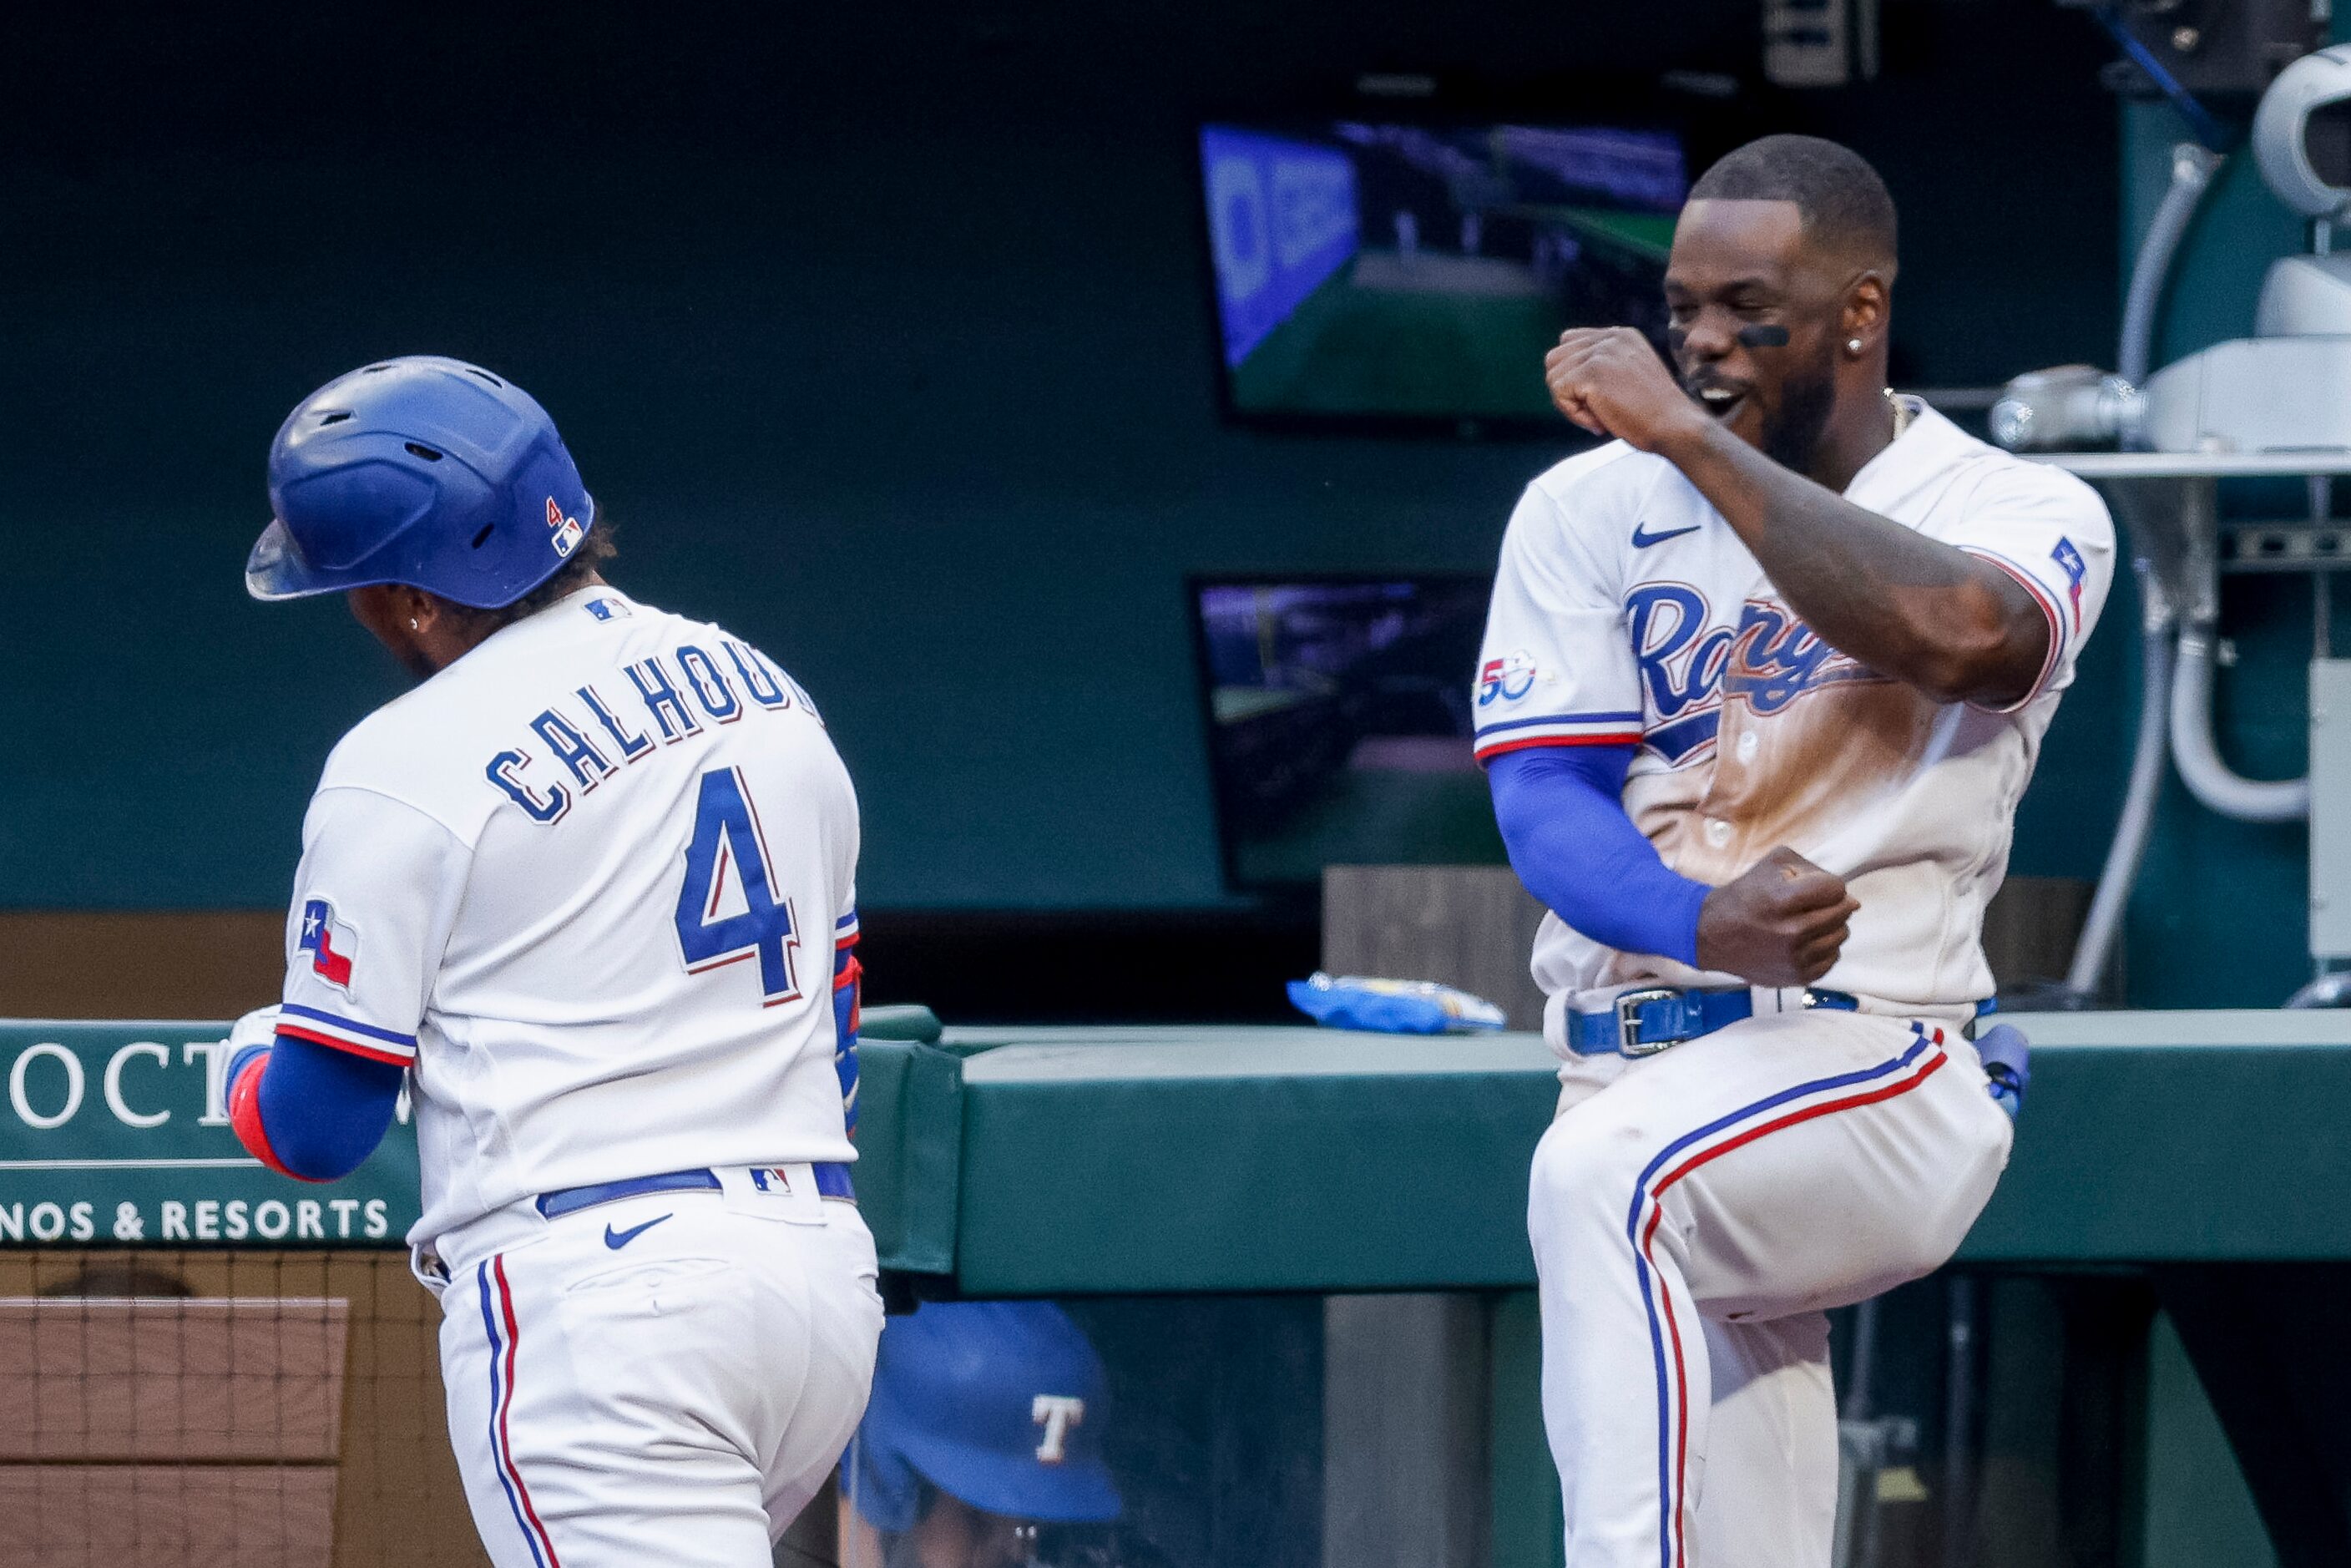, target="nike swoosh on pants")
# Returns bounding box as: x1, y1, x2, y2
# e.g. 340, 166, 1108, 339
604, 1213, 673, 1250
